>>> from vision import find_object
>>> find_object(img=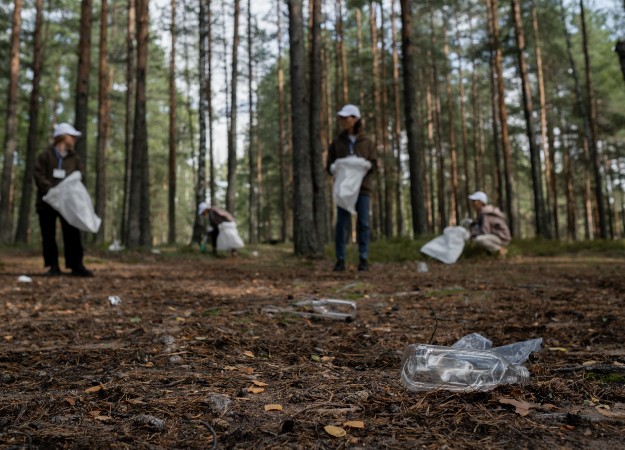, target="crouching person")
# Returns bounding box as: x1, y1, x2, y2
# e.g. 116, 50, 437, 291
197, 202, 242, 256
466, 191, 511, 256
